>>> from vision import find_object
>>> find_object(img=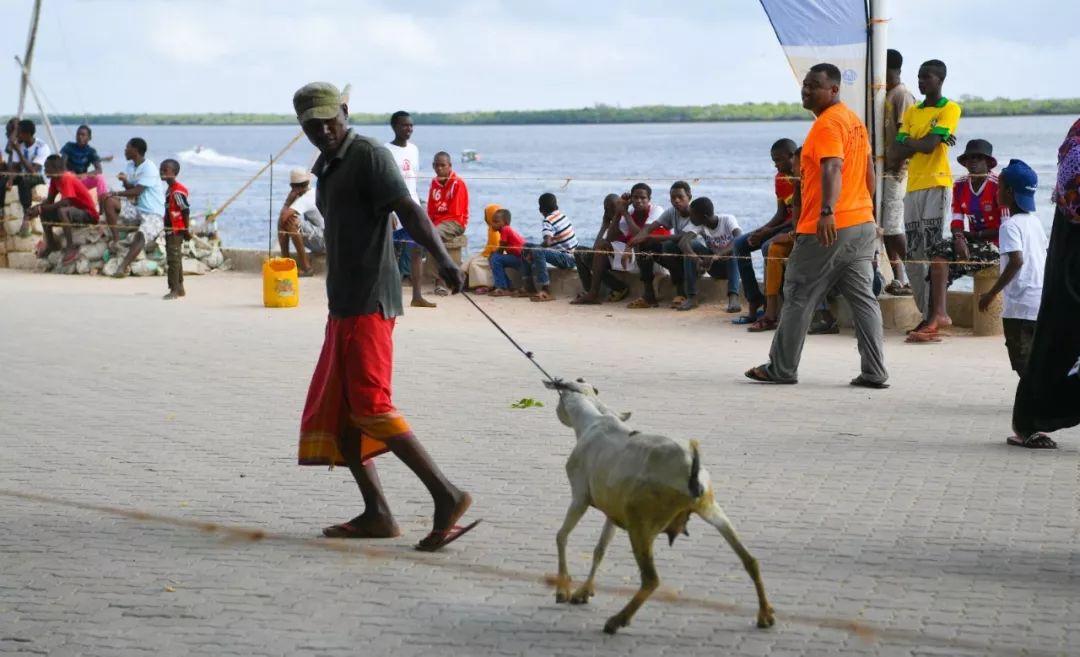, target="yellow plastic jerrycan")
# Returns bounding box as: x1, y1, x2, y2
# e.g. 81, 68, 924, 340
263, 257, 300, 308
